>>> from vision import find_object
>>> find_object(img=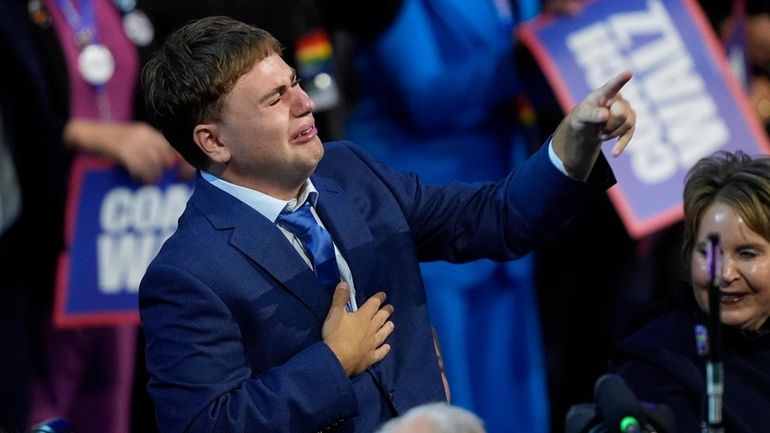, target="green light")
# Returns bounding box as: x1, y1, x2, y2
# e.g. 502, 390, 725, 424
620, 416, 640, 432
